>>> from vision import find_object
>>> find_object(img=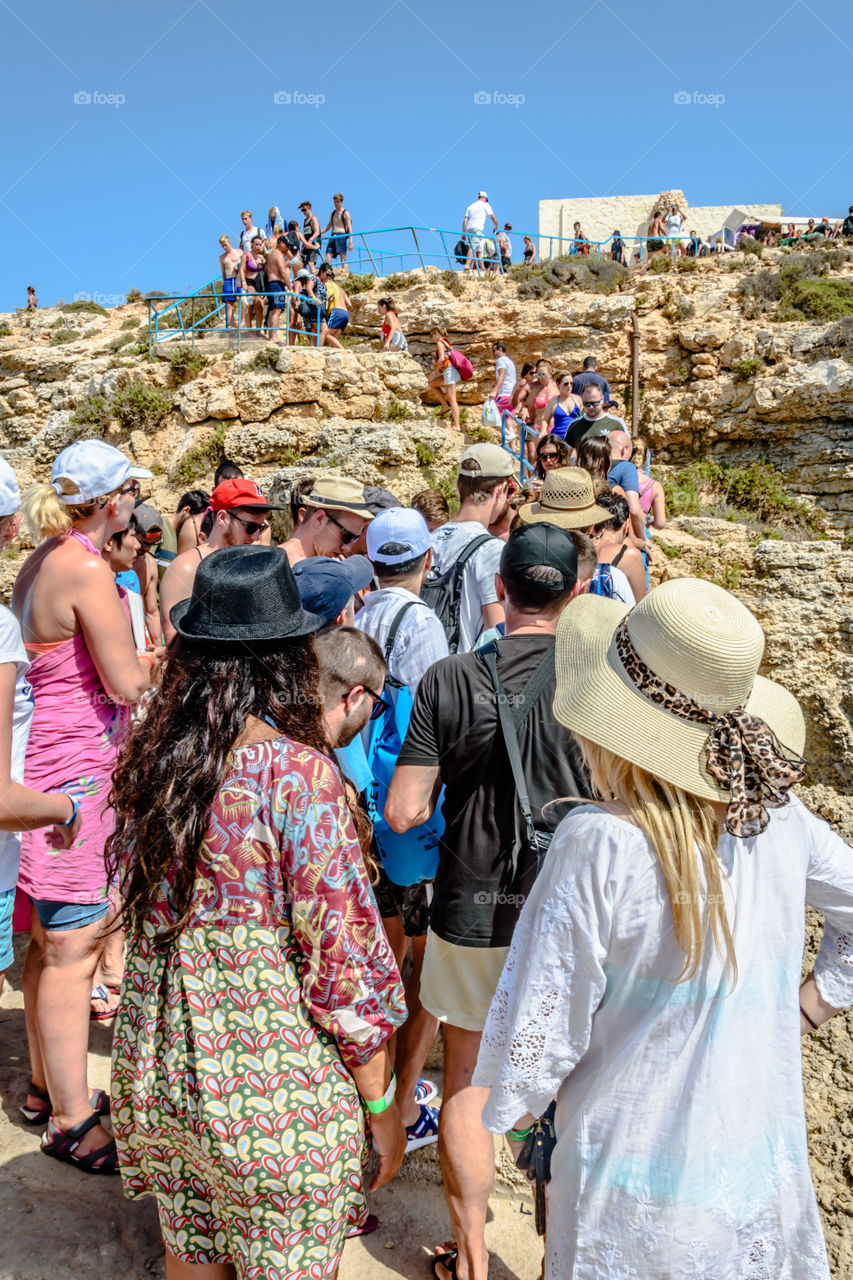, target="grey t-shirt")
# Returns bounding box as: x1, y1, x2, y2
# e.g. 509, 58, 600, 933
429, 521, 503, 653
